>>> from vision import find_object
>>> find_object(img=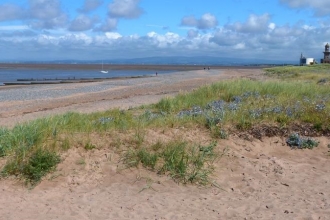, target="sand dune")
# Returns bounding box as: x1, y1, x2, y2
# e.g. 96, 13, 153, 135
0, 68, 329, 220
